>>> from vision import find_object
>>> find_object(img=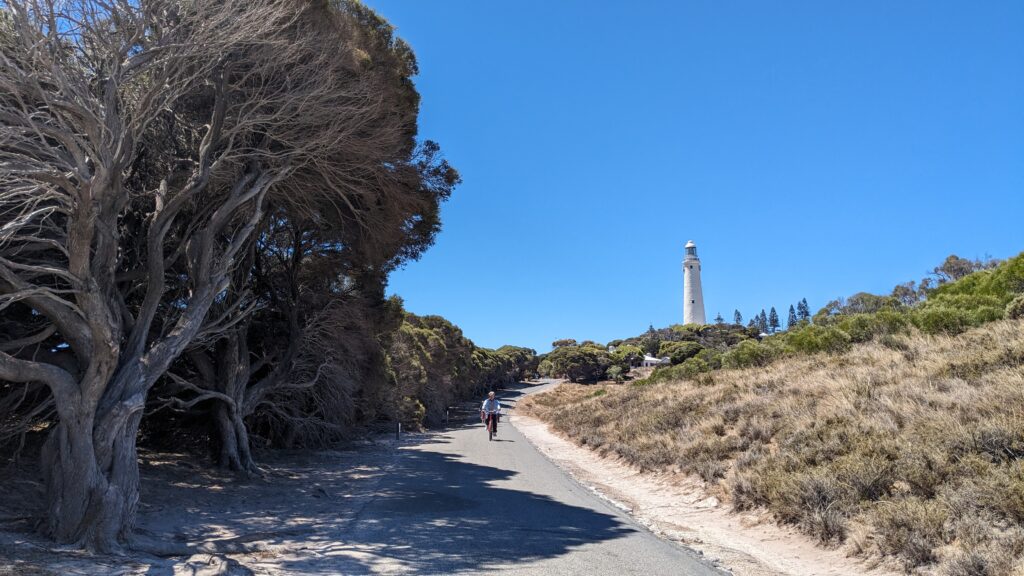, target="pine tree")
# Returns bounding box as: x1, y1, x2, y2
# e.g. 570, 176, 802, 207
797, 298, 811, 321
758, 309, 768, 333
733, 310, 742, 326
787, 305, 798, 329
714, 312, 724, 325
768, 307, 780, 333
